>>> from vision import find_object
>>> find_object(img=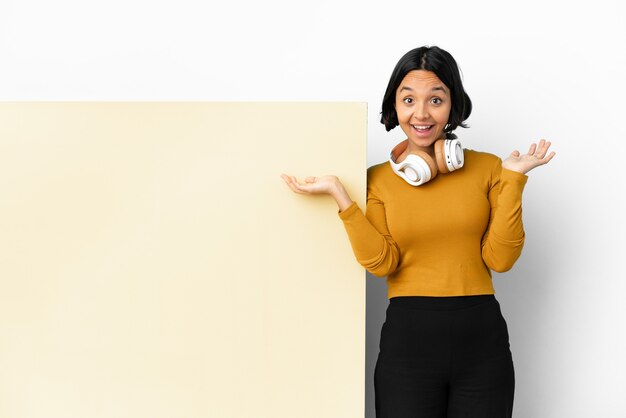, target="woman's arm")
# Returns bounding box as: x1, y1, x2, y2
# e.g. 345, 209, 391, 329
481, 162, 528, 272
337, 177, 400, 277
281, 172, 400, 277
481, 139, 555, 271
